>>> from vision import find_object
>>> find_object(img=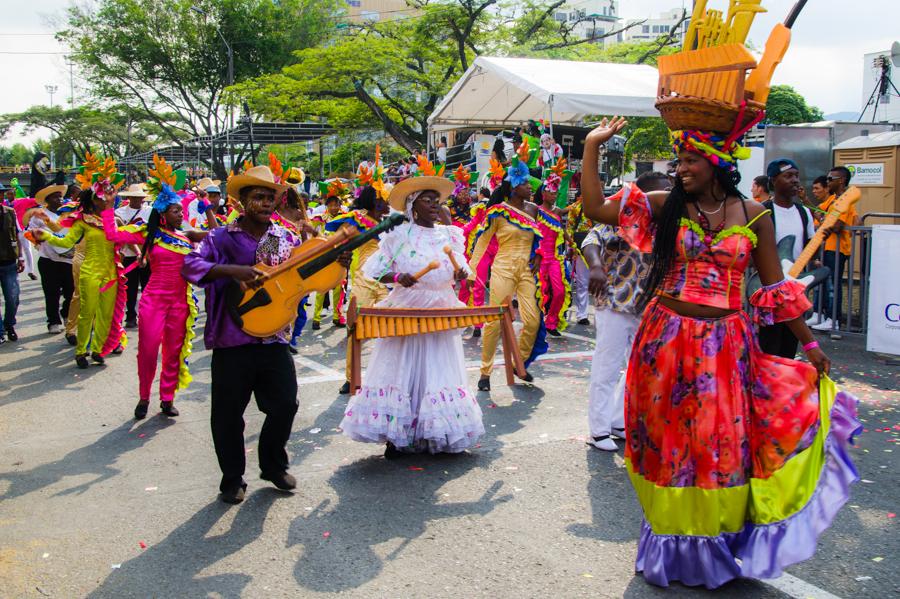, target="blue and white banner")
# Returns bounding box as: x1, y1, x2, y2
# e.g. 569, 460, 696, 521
867, 225, 900, 356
